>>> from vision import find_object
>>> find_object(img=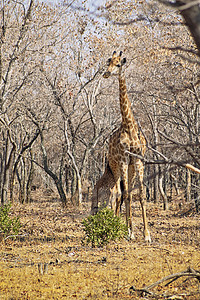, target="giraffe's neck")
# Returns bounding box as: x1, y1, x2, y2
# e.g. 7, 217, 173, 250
119, 73, 138, 134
